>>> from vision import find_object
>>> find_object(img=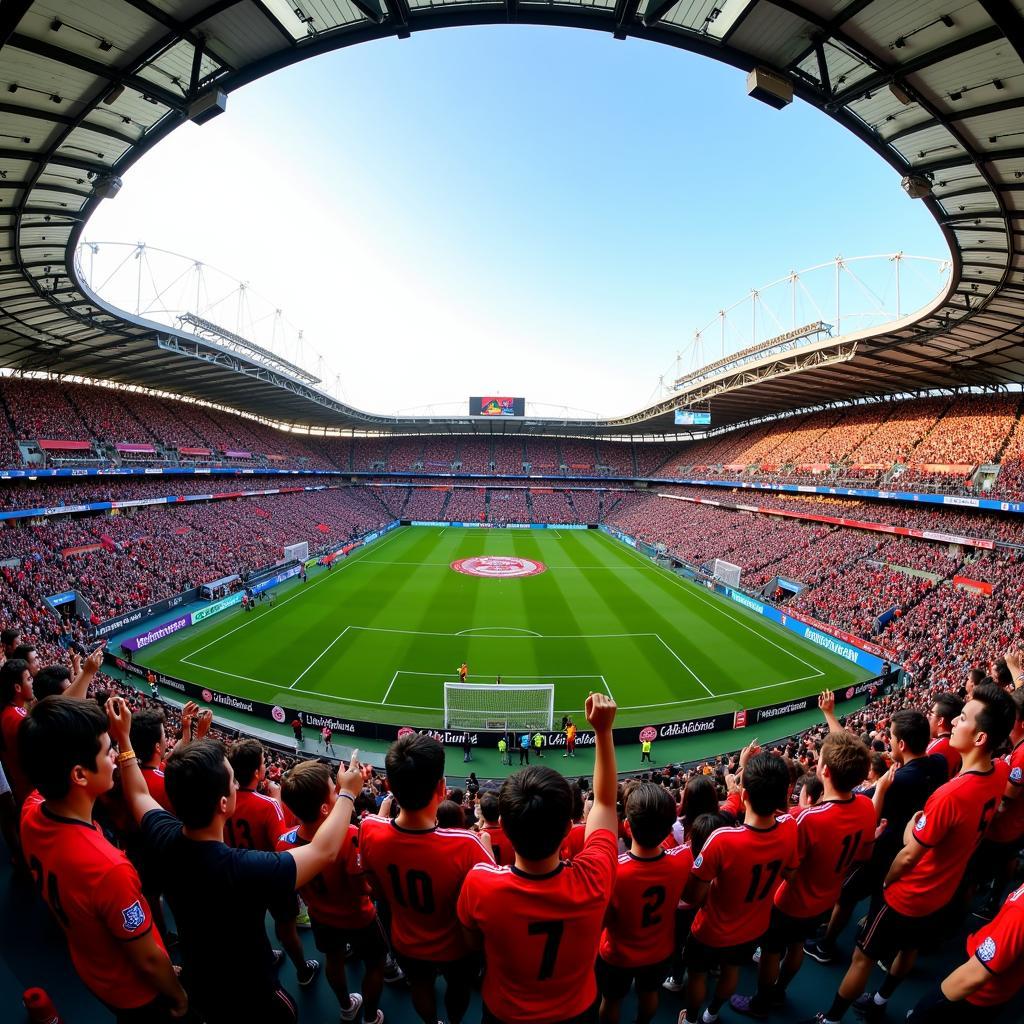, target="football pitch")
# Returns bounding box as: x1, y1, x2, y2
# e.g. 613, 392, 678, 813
136, 526, 870, 728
